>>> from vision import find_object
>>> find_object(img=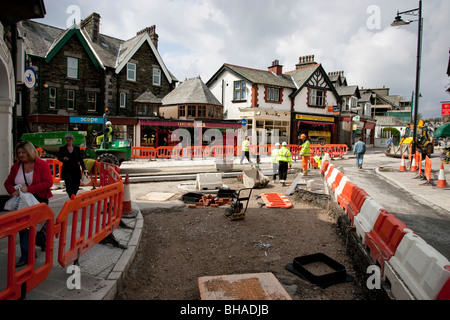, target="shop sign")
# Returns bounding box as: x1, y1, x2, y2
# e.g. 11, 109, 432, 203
295, 114, 334, 122
70, 116, 105, 124
442, 103, 450, 116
